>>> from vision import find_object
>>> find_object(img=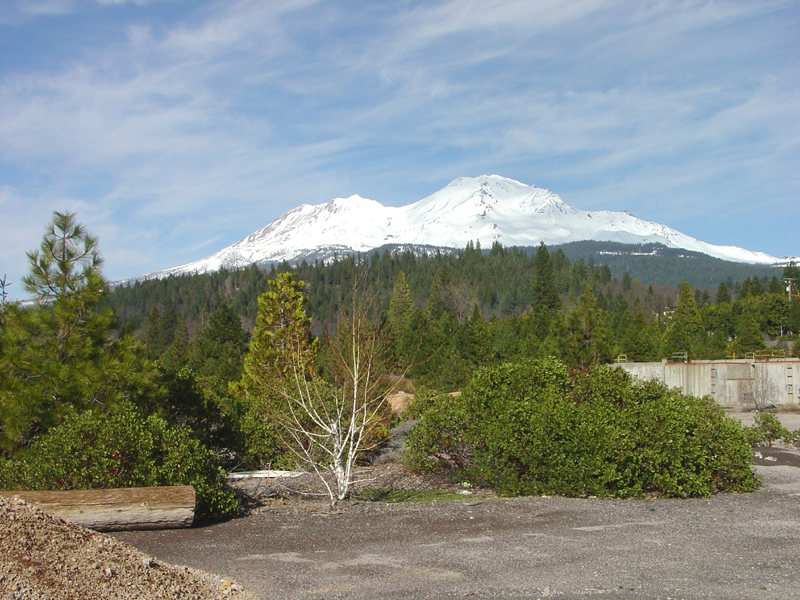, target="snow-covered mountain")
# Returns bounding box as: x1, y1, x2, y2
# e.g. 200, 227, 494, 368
135, 175, 795, 281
